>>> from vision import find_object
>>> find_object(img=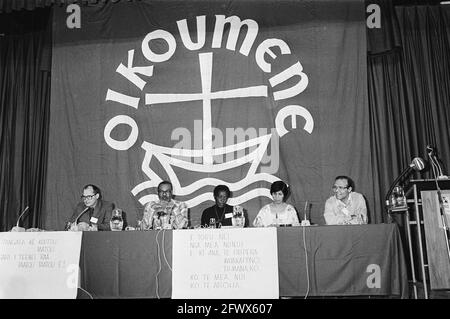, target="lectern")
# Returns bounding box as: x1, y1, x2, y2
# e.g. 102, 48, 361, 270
401, 179, 450, 298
